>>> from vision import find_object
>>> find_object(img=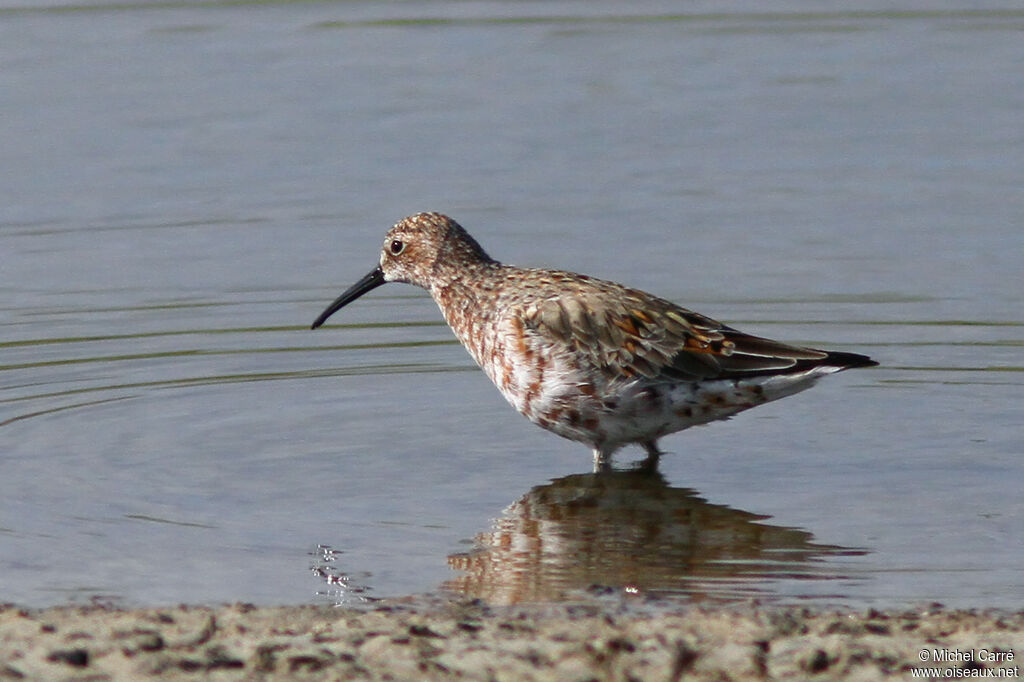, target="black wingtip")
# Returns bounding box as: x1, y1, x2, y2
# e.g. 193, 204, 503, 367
824, 351, 878, 370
